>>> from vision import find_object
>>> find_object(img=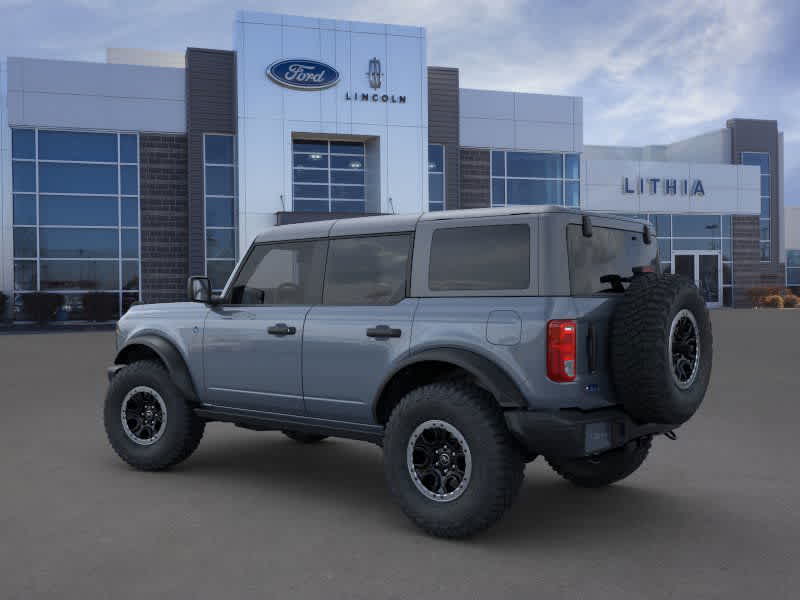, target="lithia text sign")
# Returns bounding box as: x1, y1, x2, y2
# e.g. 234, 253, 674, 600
623, 177, 705, 196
